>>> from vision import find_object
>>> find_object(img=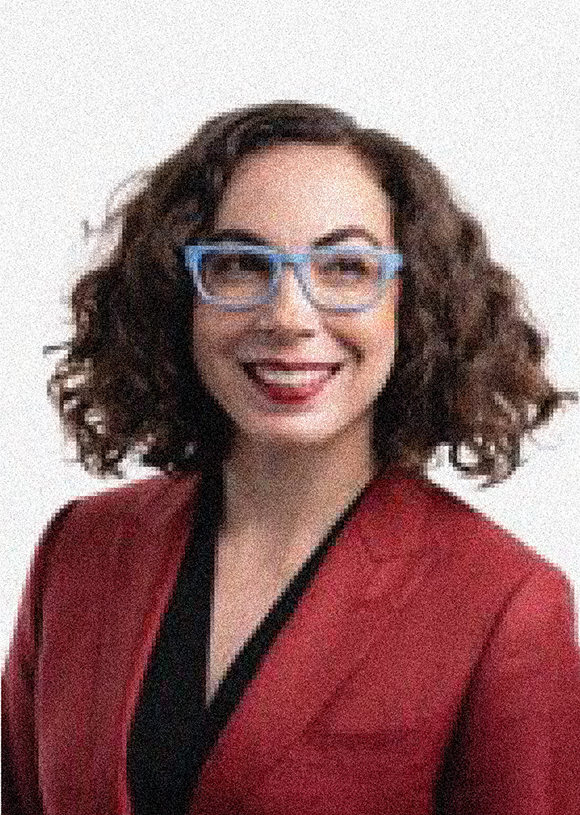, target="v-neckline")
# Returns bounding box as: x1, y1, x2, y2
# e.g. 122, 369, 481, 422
126, 465, 376, 815
201, 466, 376, 721
202, 521, 338, 718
